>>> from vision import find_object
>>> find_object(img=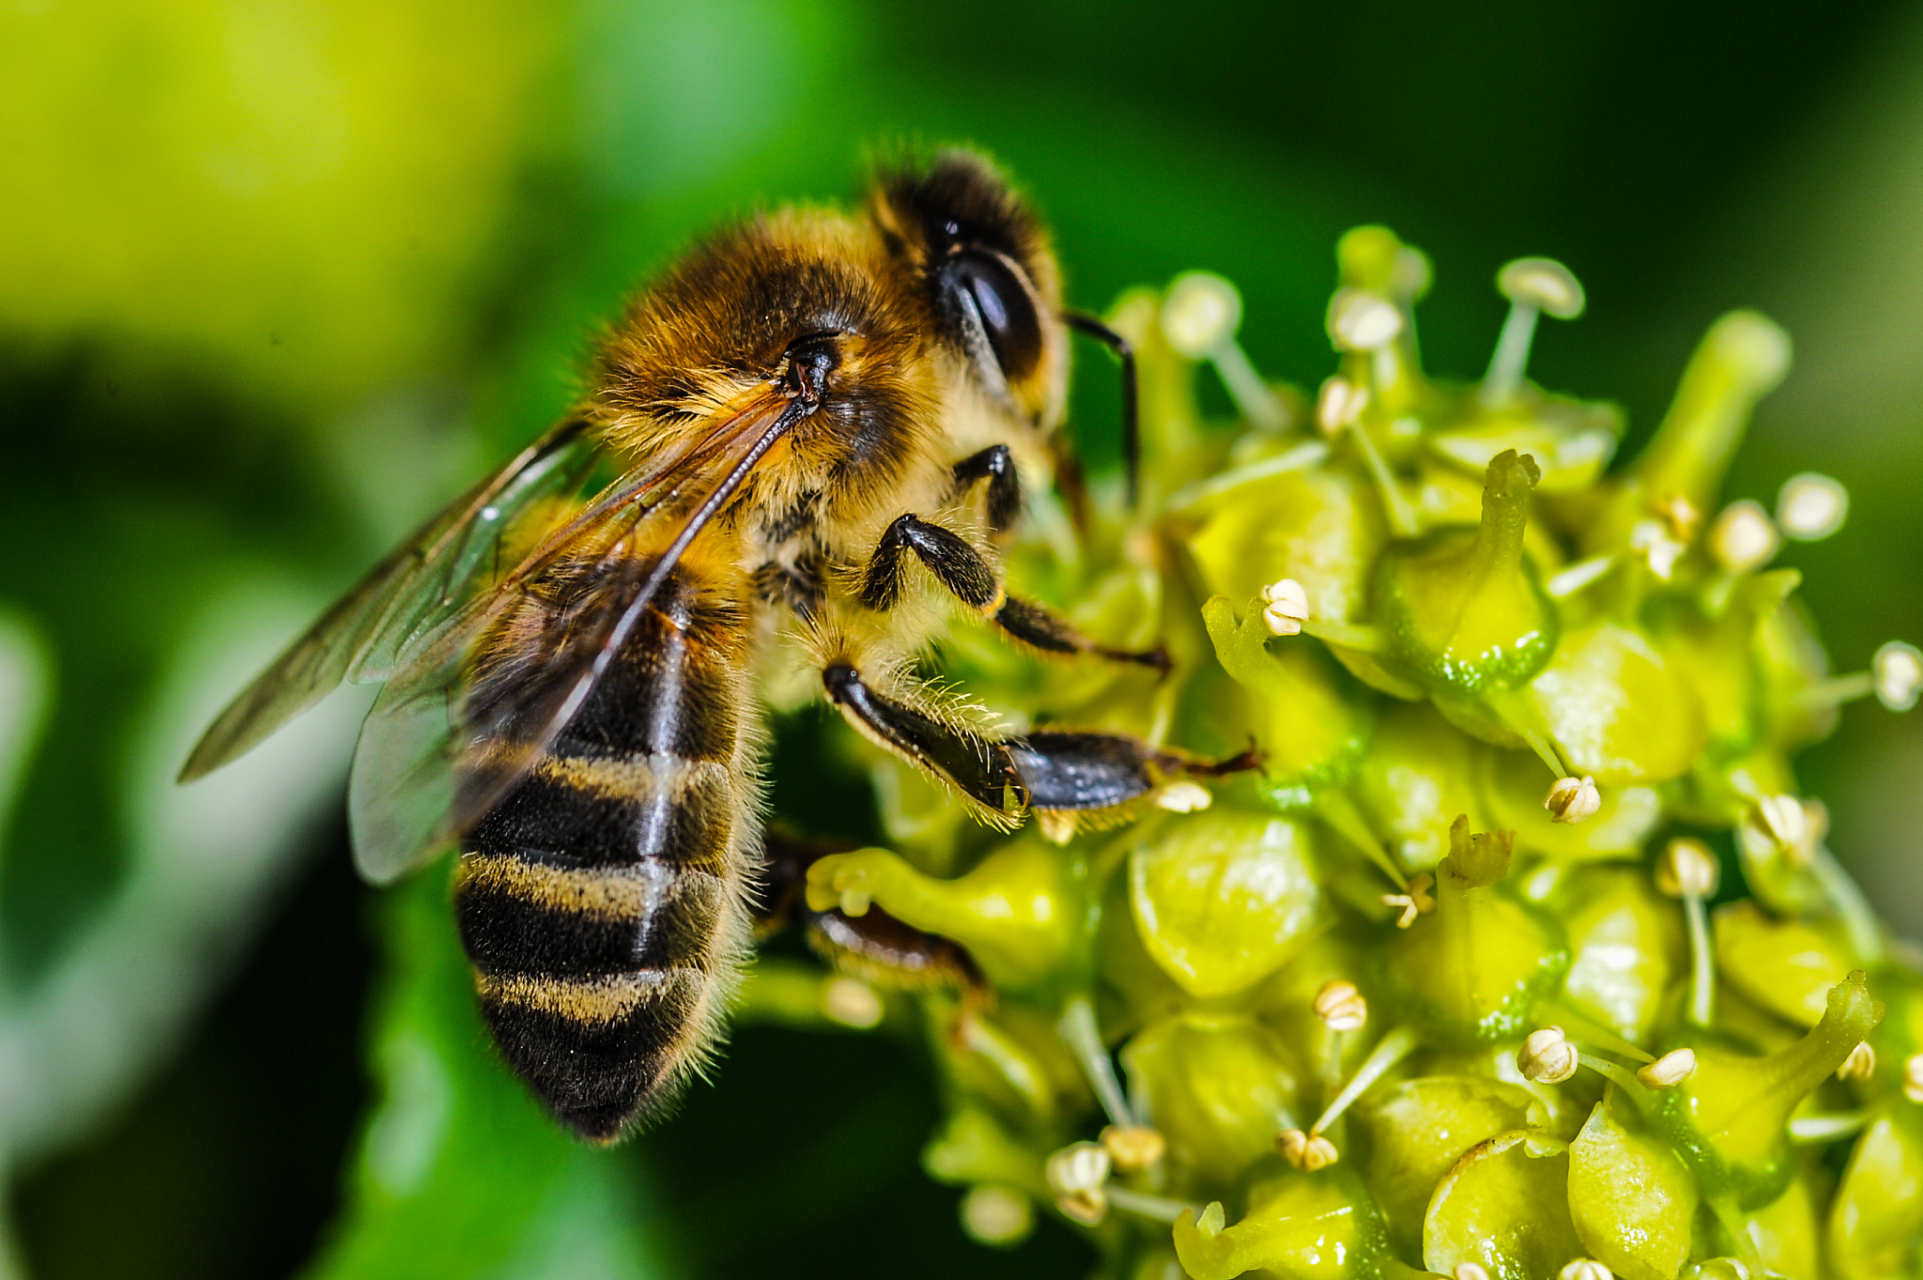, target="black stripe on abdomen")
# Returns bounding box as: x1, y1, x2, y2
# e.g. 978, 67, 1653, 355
473, 969, 708, 1142
455, 567, 750, 1143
